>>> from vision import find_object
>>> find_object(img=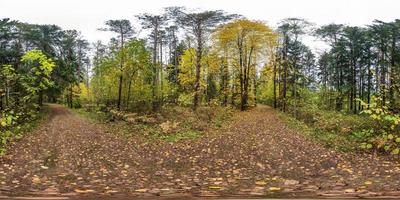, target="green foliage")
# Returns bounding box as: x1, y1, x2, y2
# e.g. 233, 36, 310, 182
177, 93, 193, 107
0, 50, 55, 154
354, 97, 400, 154
0, 106, 49, 155
278, 95, 376, 152
21, 50, 56, 98
90, 39, 153, 111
